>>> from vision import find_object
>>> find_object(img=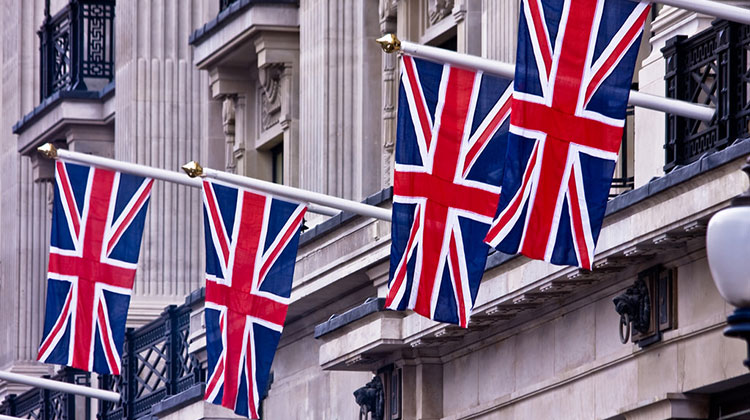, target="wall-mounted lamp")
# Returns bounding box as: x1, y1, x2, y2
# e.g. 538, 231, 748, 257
706, 157, 750, 369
